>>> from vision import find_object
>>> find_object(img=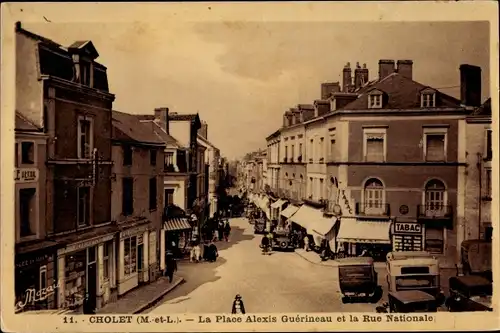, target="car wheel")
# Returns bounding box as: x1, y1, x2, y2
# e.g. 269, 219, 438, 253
280, 241, 288, 249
